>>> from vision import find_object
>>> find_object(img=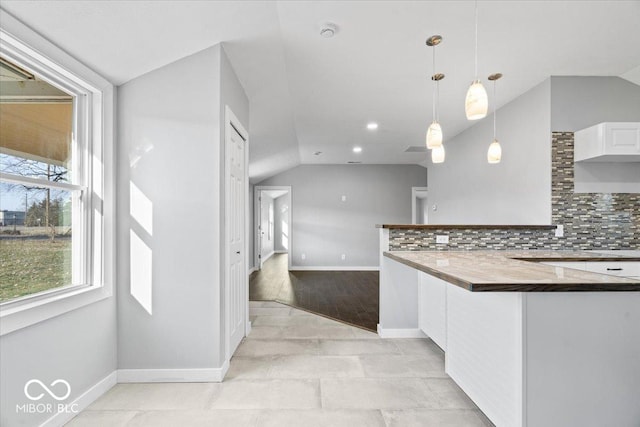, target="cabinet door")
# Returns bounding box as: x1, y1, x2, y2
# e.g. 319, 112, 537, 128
604, 123, 640, 155
418, 272, 447, 351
